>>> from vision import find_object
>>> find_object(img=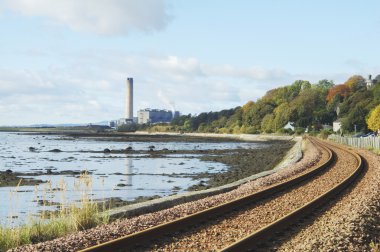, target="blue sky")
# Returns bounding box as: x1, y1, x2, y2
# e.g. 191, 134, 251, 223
0, 0, 379, 125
